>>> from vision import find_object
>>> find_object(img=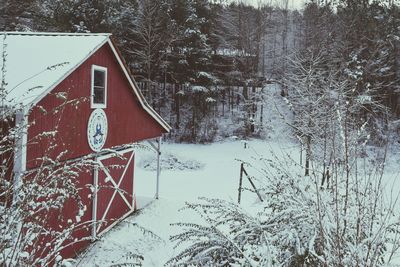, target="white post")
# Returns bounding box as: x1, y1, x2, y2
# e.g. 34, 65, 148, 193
155, 137, 161, 199
12, 109, 28, 205
11, 109, 28, 250
92, 162, 99, 240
